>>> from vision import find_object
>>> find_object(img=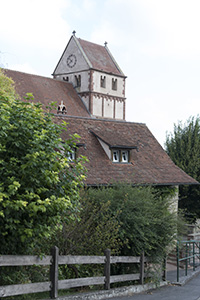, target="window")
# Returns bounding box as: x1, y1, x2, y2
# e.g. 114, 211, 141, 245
67, 148, 76, 161
75, 75, 81, 87
100, 75, 106, 88
121, 150, 129, 163
113, 150, 119, 162
112, 78, 117, 91
112, 149, 129, 163
63, 76, 69, 82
